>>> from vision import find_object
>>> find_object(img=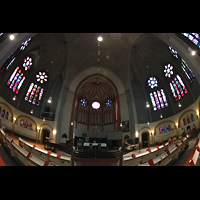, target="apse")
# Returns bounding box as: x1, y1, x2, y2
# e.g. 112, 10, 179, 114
69, 74, 121, 139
